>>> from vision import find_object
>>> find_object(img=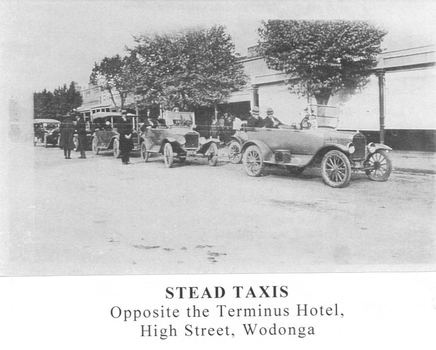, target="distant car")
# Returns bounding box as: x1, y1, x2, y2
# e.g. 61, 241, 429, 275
240, 106, 393, 188
33, 119, 60, 147
90, 112, 142, 158
139, 110, 220, 168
